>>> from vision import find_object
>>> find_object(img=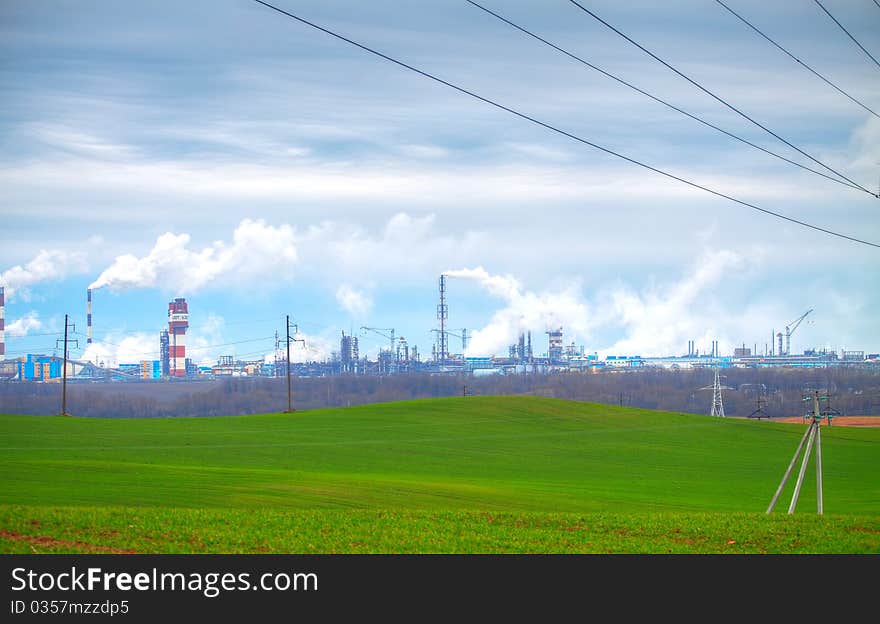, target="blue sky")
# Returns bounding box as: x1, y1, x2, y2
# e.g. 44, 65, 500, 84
1, 0, 878, 365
